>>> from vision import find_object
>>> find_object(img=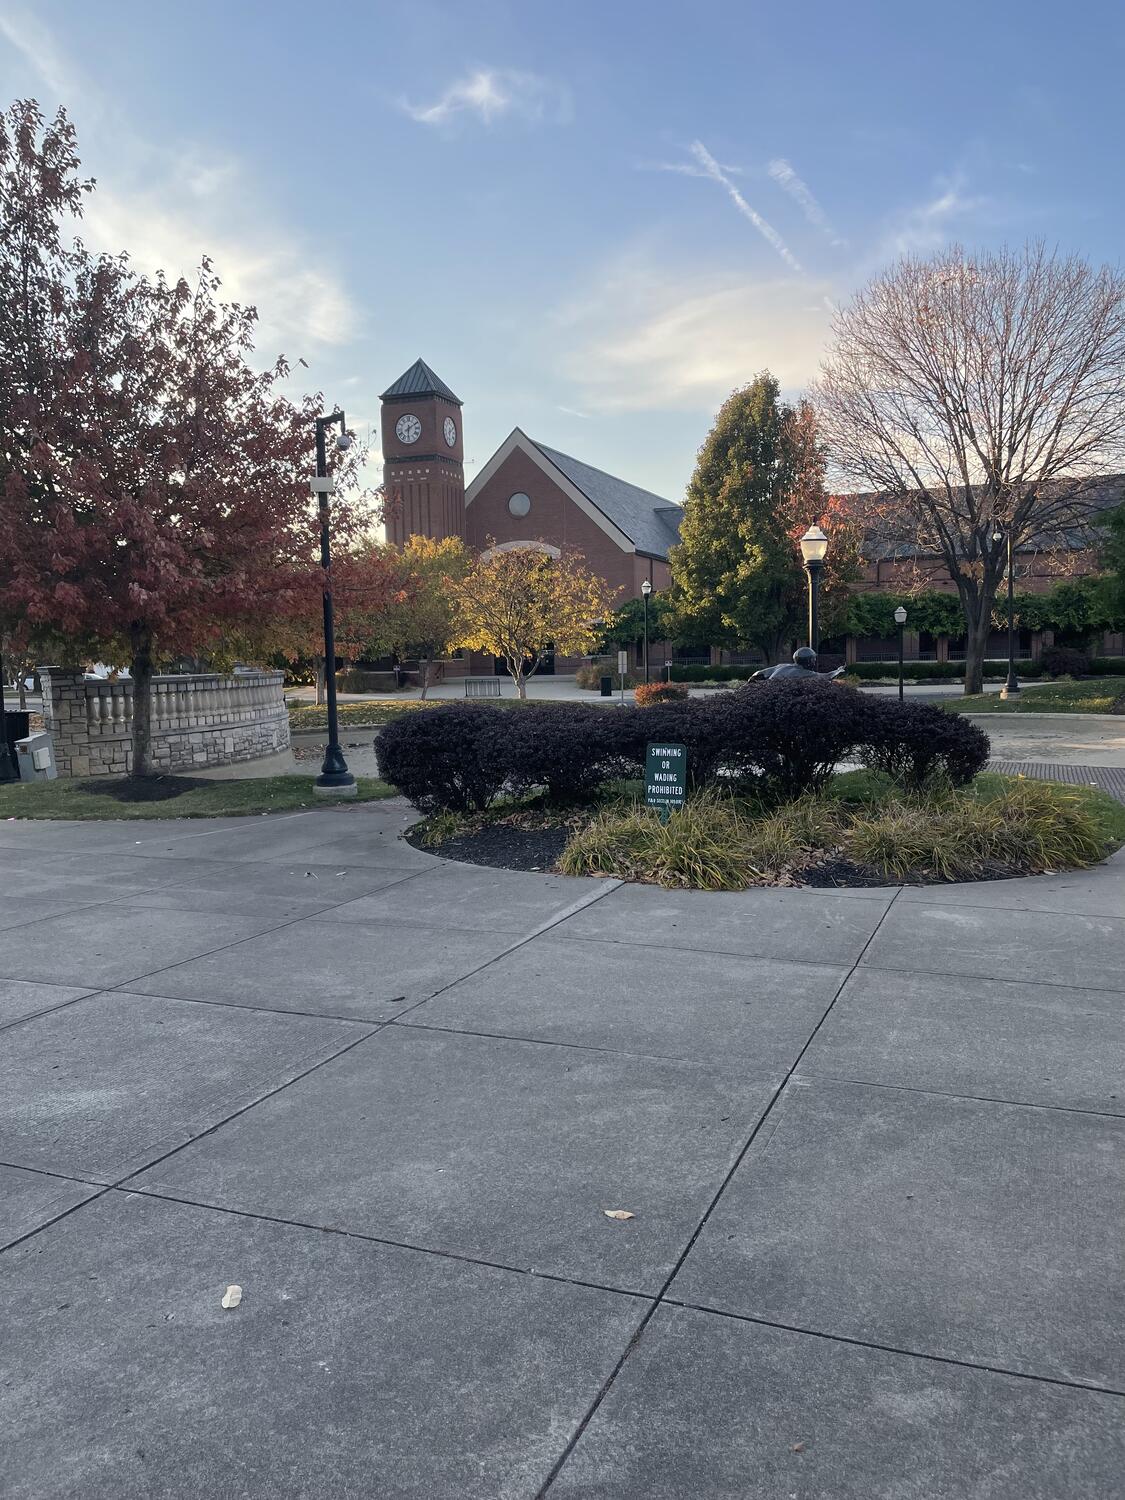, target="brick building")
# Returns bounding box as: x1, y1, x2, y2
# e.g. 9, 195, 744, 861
381, 359, 681, 673
381, 358, 1123, 674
